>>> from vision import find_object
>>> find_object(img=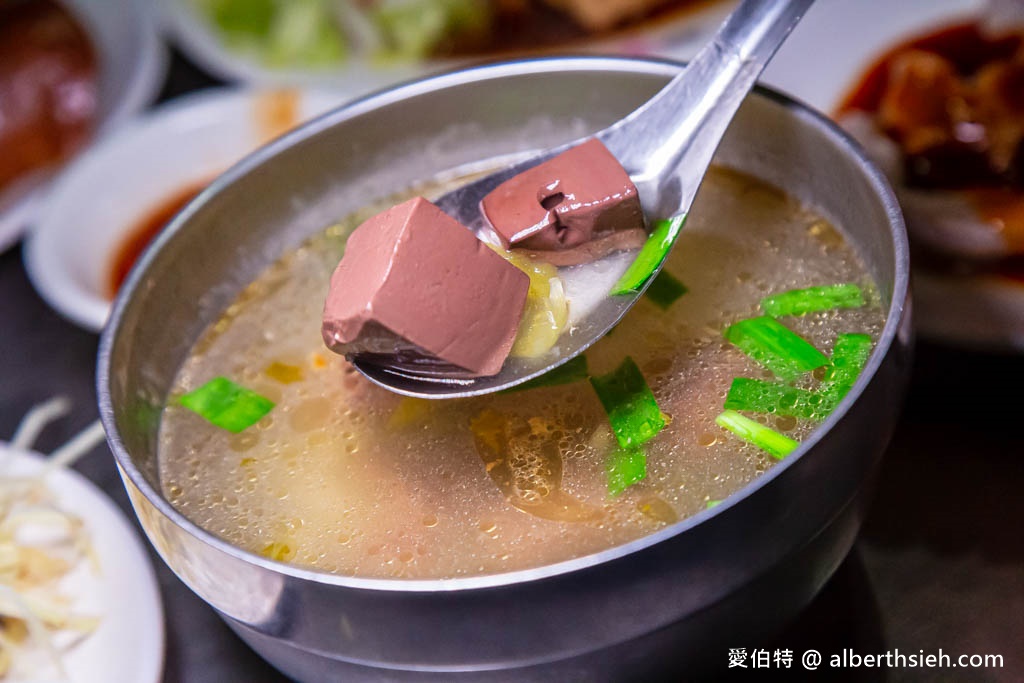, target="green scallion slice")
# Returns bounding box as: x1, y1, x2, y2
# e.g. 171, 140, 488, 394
503, 355, 589, 393
724, 377, 827, 420
724, 316, 828, 381
715, 410, 799, 459
589, 357, 666, 449
179, 377, 274, 433
821, 333, 873, 404
643, 270, 688, 310
607, 447, 647, 497
761, 283, 865, 317
611, 215, 686, 295
706, 499, 723, 509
